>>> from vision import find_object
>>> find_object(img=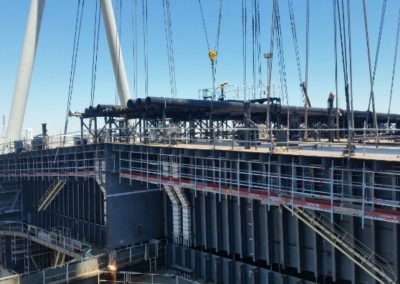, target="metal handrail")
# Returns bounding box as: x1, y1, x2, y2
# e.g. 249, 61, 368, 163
284, 205, 396, 284
0, 221, 91, 255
